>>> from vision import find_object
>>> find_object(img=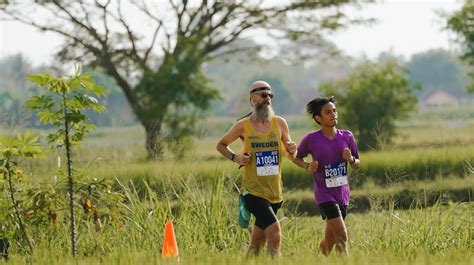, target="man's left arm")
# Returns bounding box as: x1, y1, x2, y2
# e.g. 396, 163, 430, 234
277, 116, 297, 160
